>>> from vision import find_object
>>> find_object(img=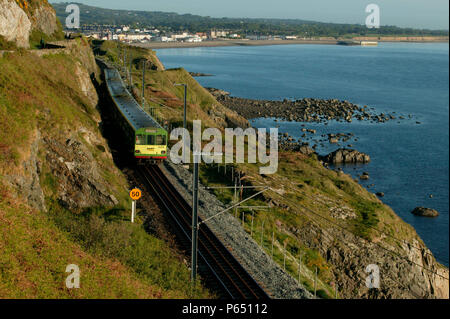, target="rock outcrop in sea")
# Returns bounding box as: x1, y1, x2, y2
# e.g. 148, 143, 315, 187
411, 207, 440, 217
320, 148, 371, 164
